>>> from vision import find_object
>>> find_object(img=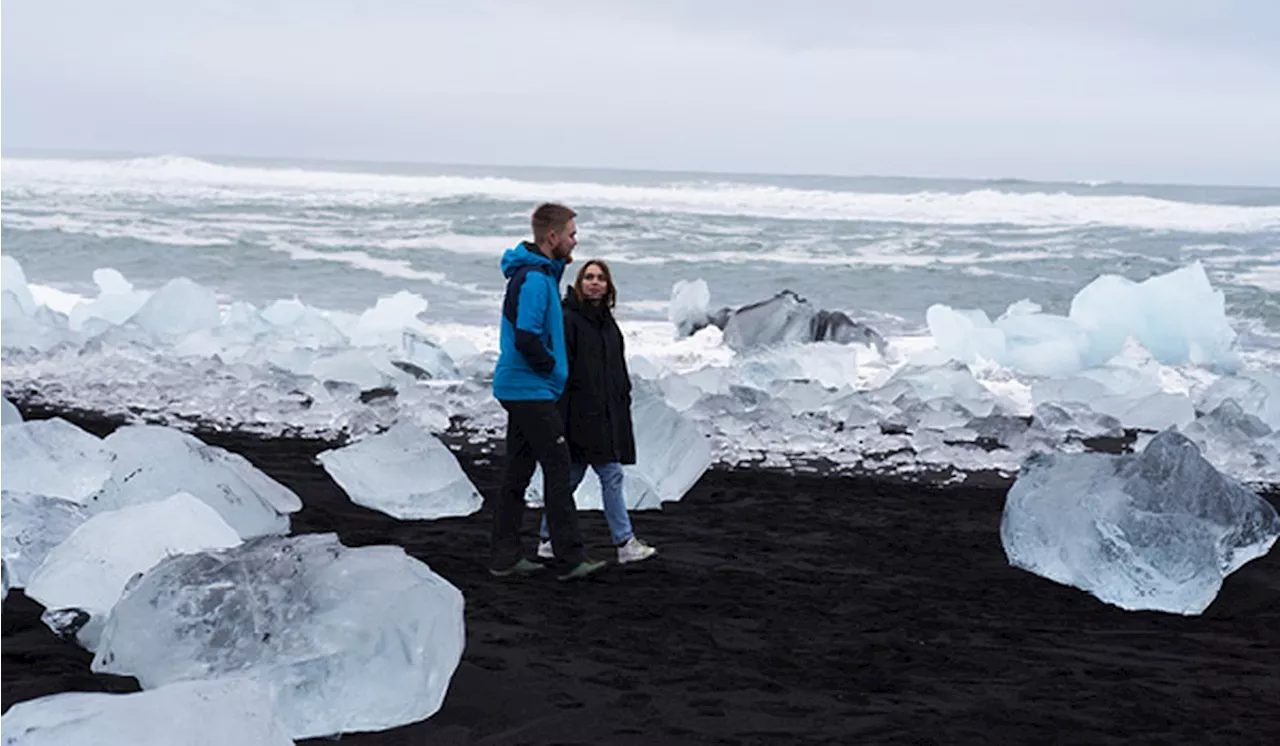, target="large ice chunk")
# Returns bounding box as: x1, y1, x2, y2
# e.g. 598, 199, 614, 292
92, 533, 466, 740
95, 425, 302, 538
1069, 261, 1238, 370
0, 677, 293, 746
669, 278, 714, 337
2, 254, 39, 315
69, 269, 151, 331
127, 277, 221, 342
526, 384, 711, 510
1000, 429, 1280, 614
25, 493, 243, 649
723, 290, 816, 351
2, 491, 91, 588
928, 263, 1240, 375
1, 418, 113, 505
2, 397, 22, 425
316, 421, 482, 520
